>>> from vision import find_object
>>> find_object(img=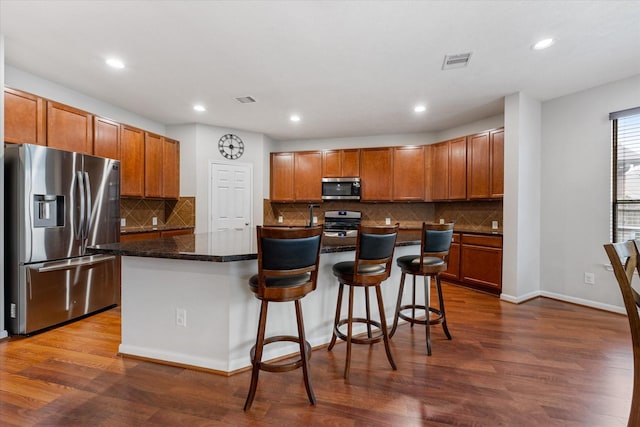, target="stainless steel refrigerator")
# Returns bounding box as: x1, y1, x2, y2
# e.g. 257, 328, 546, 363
4, 144, 121, 335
